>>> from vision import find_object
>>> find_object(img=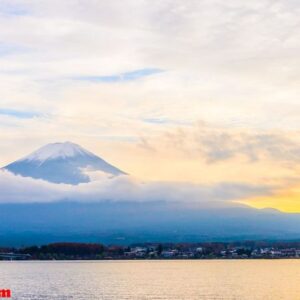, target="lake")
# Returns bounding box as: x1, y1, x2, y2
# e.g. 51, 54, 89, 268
0, 260, 300, 299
